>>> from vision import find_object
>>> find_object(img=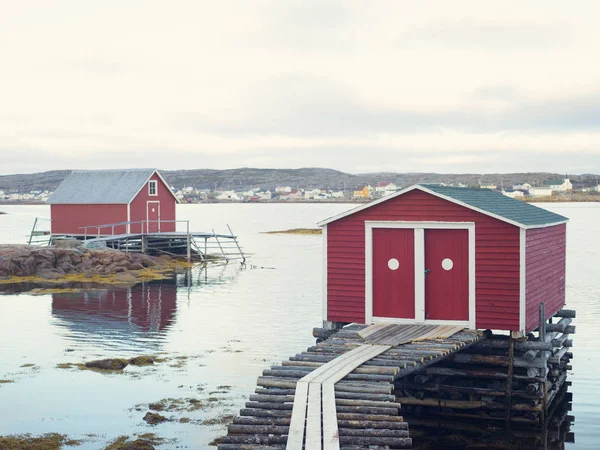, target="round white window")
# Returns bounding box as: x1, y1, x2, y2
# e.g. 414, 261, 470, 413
388, 258, 400, 271
152, 208, 156, 212
442, 258, 454, 271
